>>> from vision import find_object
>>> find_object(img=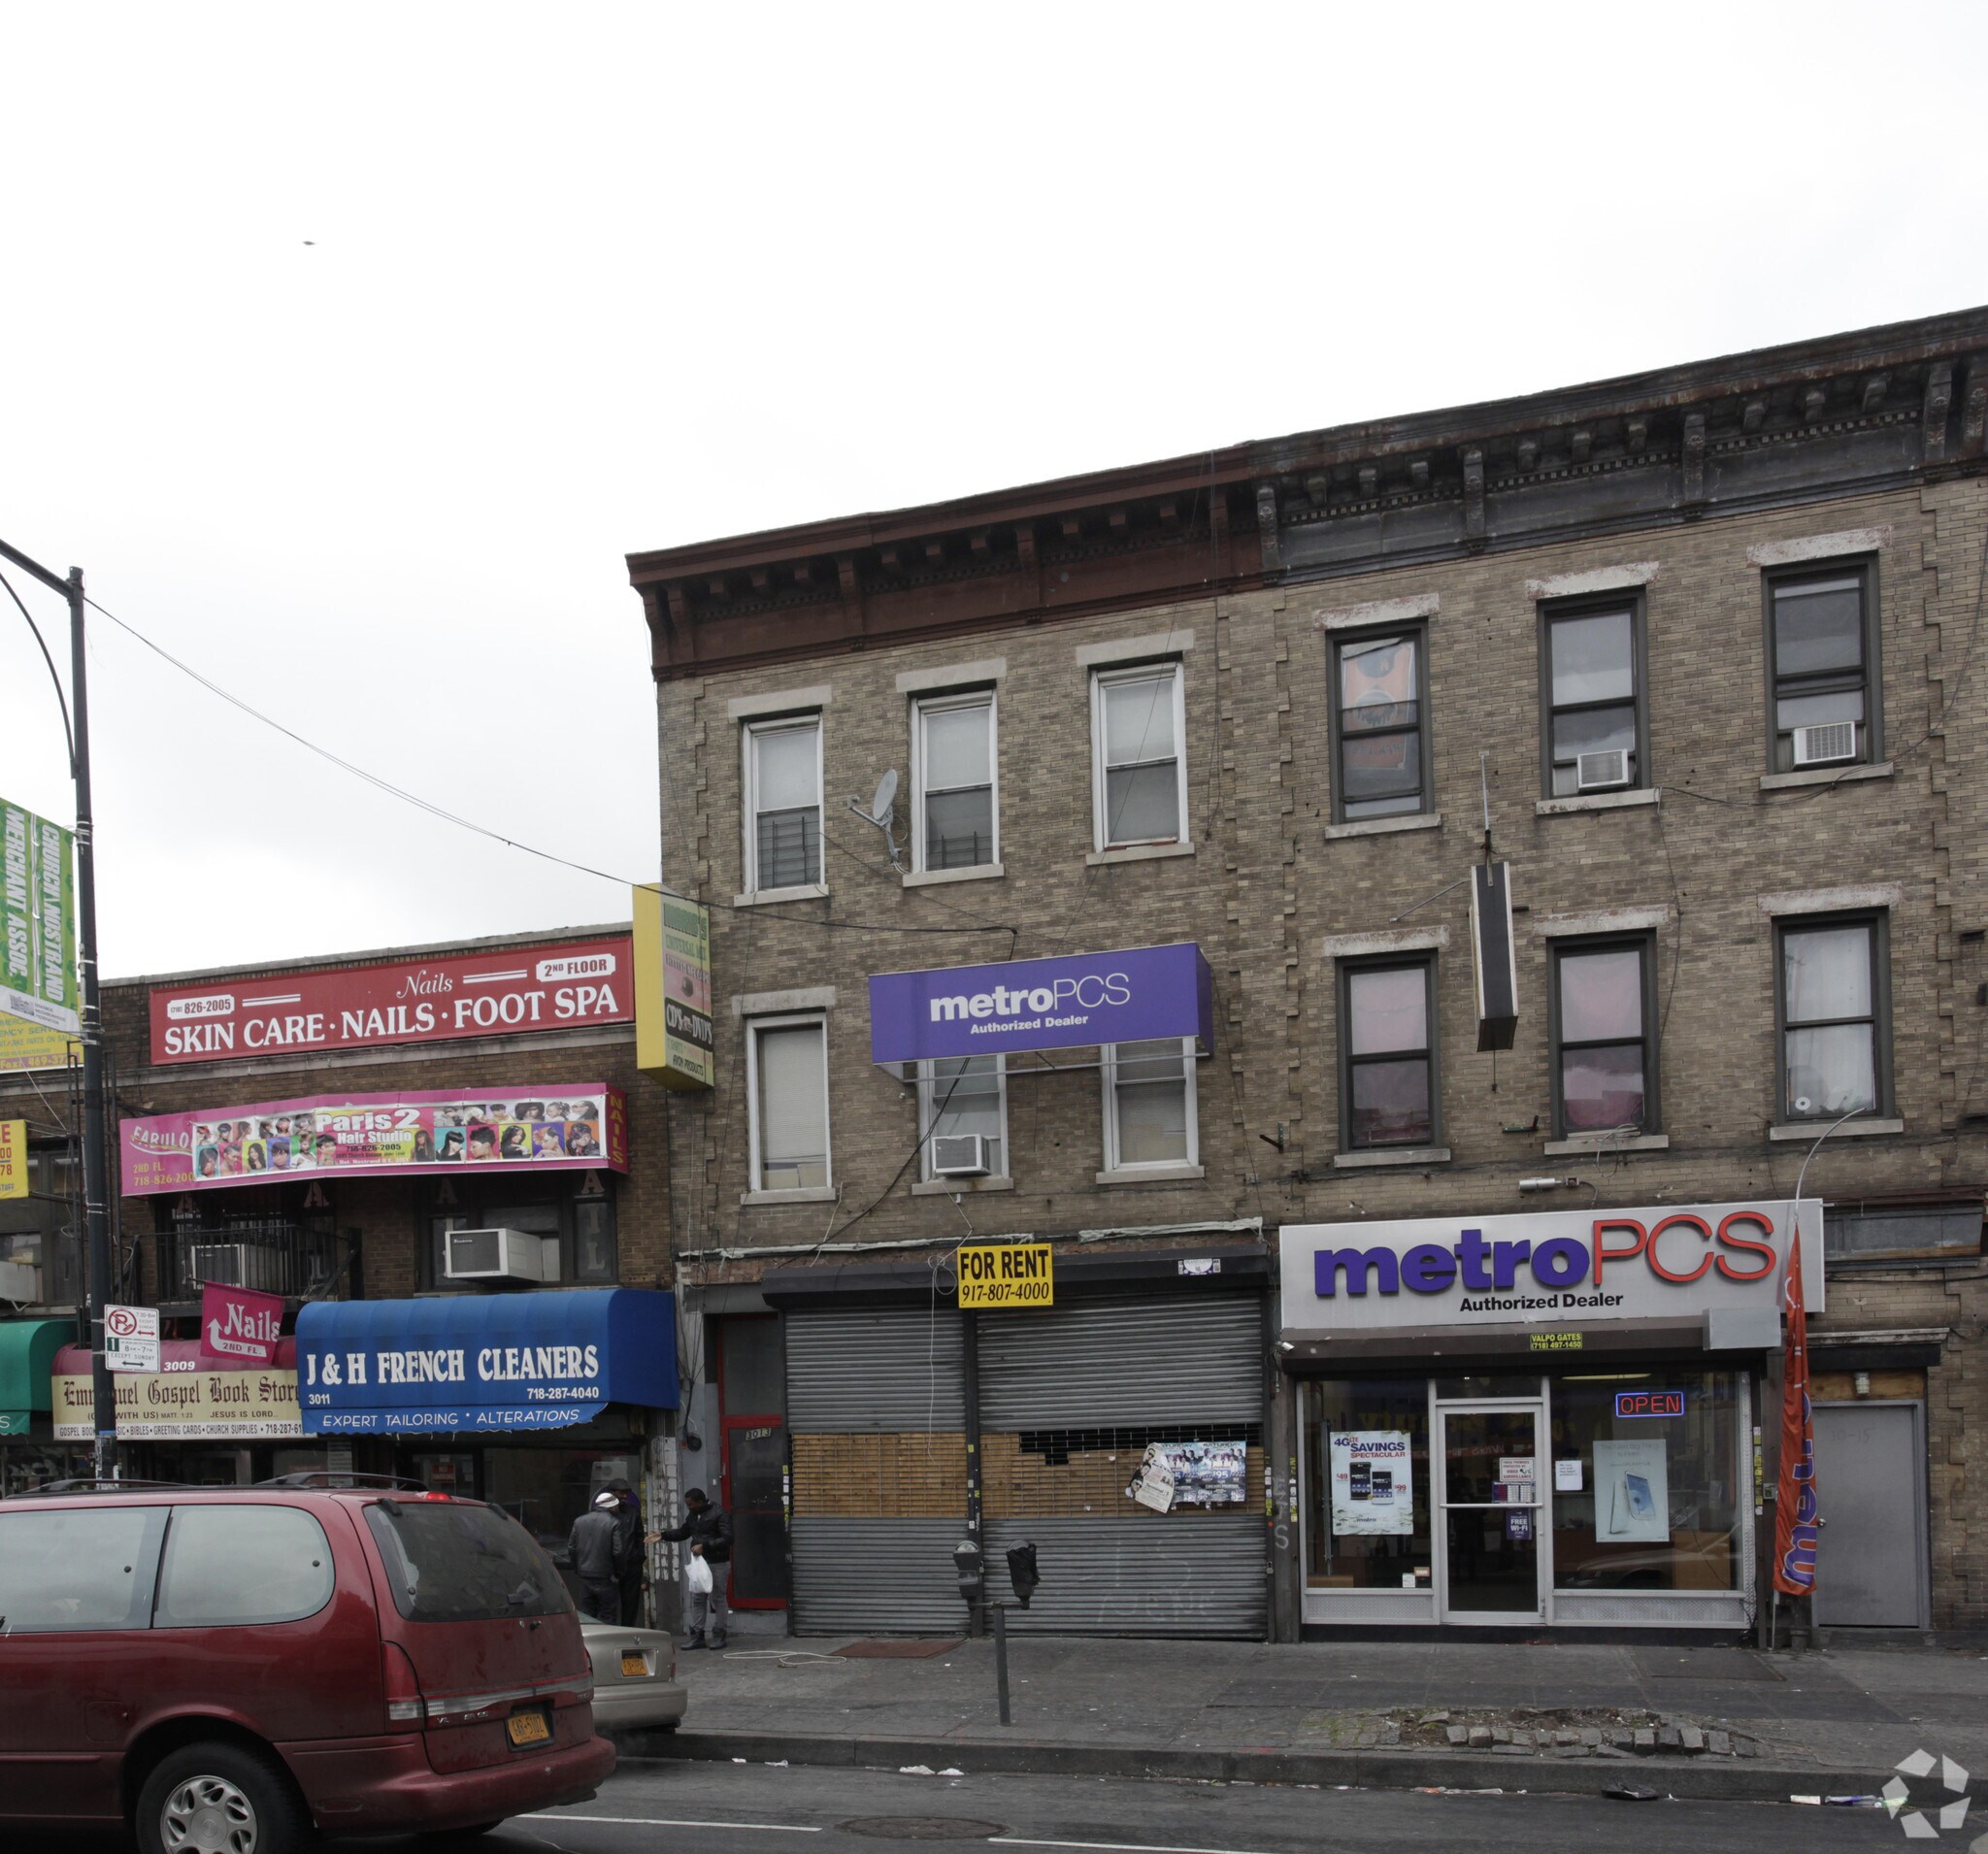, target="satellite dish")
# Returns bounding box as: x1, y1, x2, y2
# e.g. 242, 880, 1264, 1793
870, 768, 898, 830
